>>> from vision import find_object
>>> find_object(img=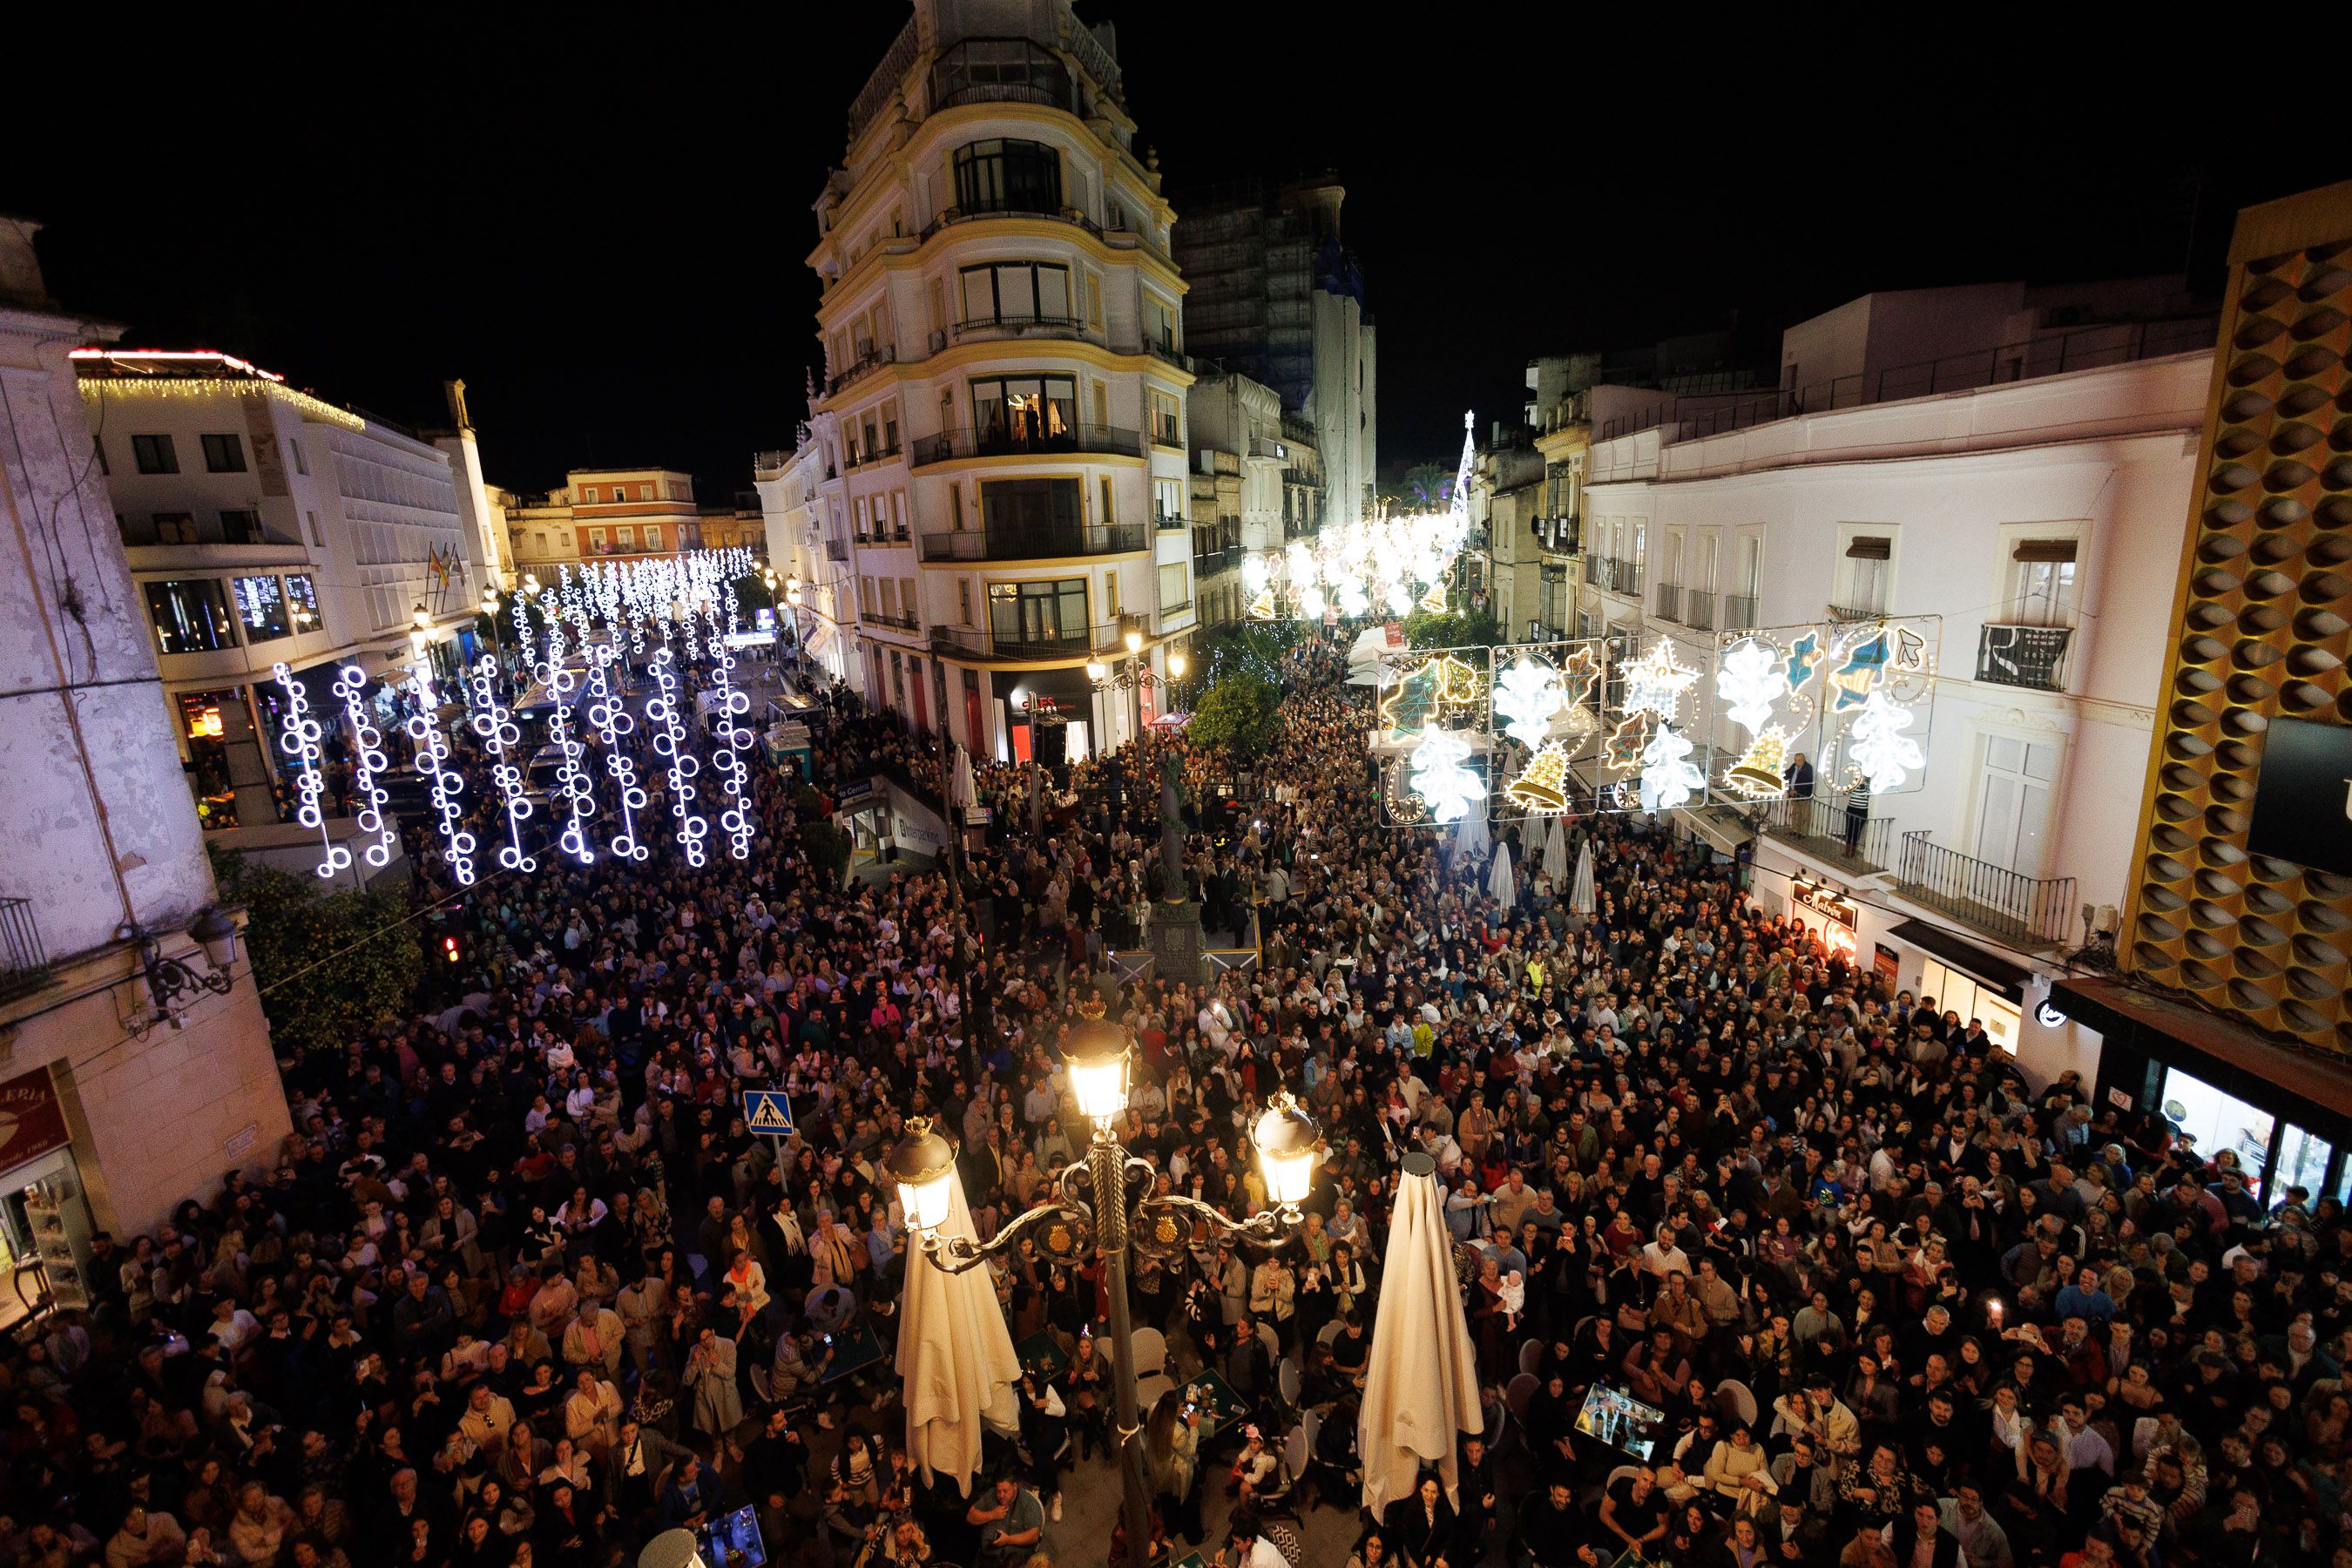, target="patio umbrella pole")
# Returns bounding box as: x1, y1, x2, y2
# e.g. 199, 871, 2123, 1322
1093, 1127, 1156, 1565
